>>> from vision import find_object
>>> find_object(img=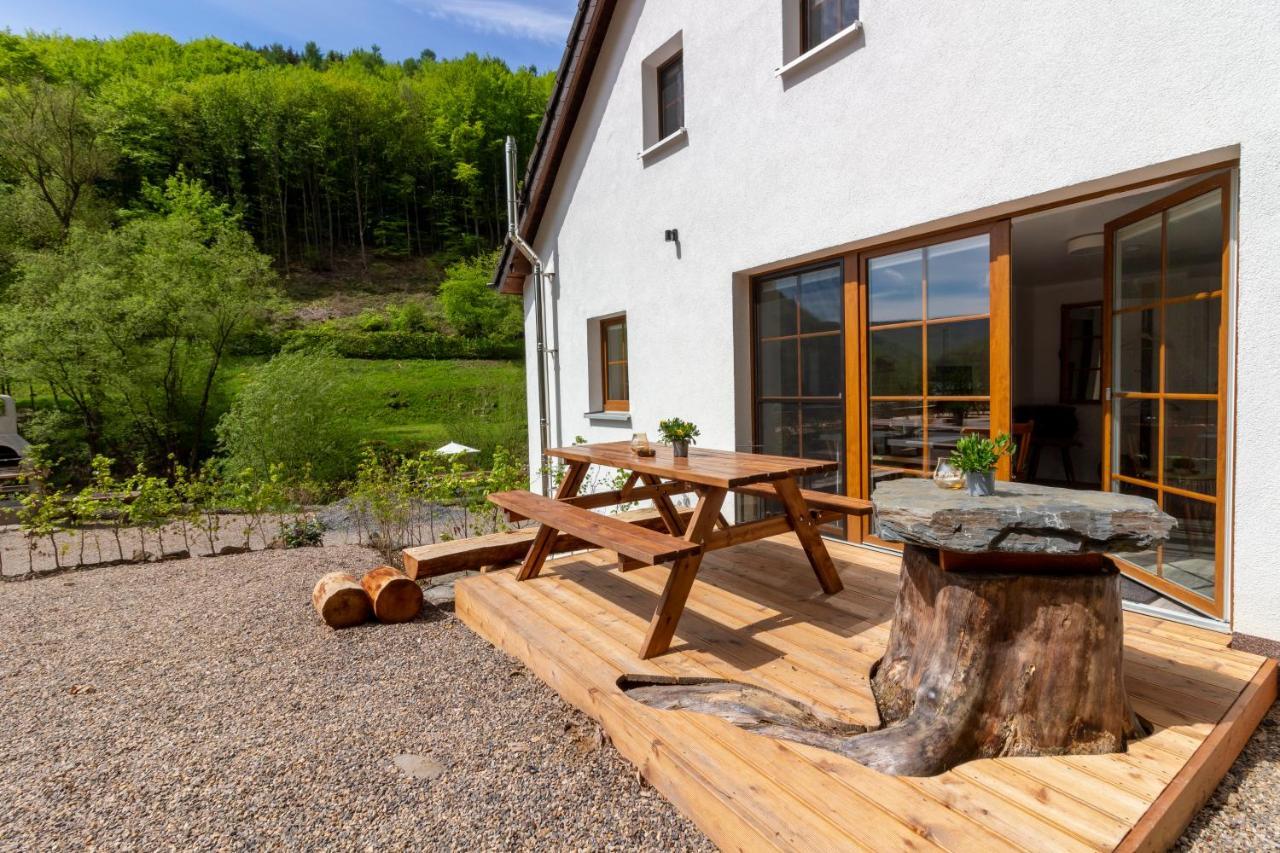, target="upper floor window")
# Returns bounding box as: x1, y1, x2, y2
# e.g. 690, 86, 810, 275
803, 0, 860, 52
601, 315, 630, 411
657, 52, 684, 140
